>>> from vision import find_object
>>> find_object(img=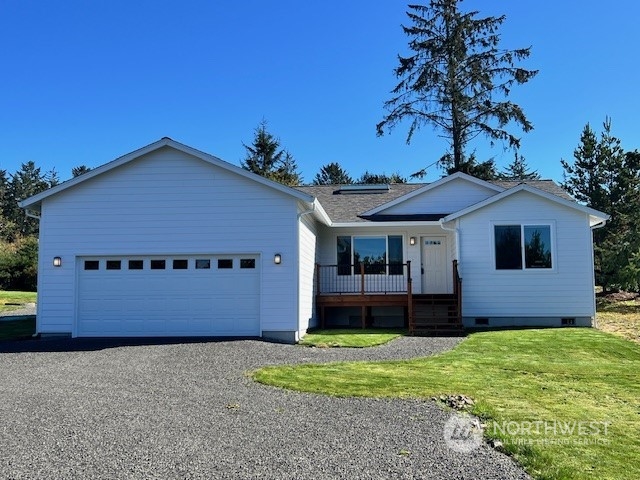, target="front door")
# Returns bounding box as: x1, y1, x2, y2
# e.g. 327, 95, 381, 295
421, 236, 448, 293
